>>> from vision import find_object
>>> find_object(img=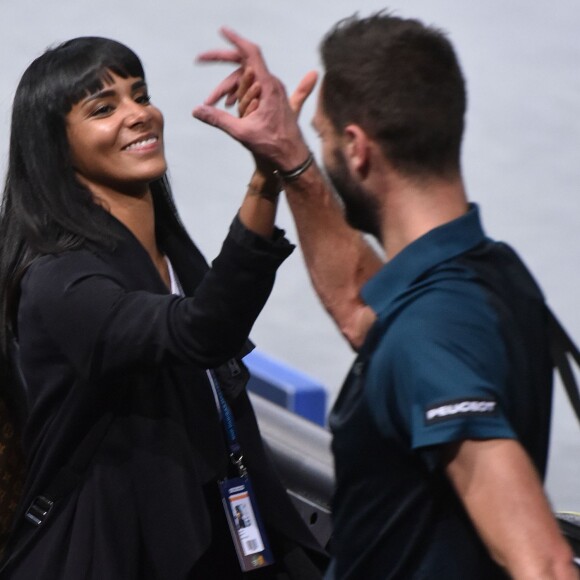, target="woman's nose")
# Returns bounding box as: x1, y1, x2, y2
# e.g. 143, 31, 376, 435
124, 100, 151, 127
